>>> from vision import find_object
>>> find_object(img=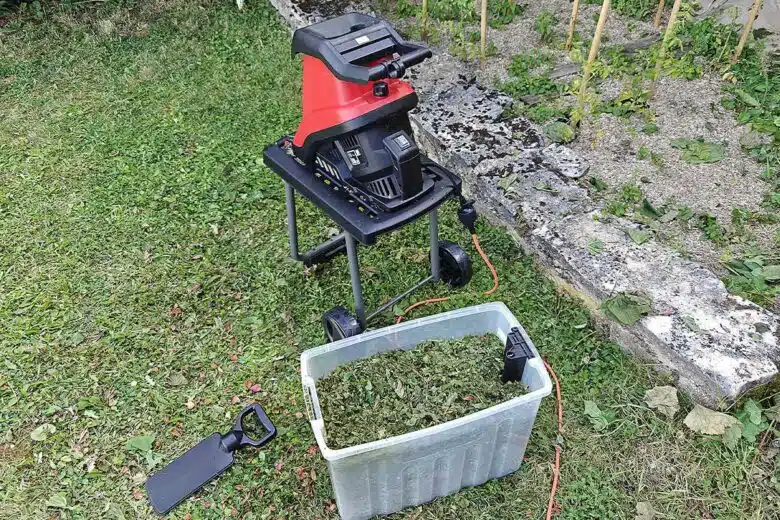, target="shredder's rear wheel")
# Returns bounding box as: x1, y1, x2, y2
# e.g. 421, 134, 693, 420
438, 240, 473, 287
323, 306, 362, 342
